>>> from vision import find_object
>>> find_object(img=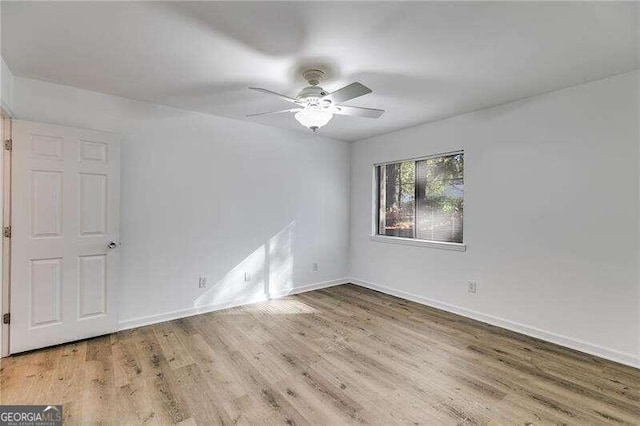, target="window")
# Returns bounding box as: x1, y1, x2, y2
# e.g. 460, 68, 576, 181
376, 152, 464, 245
